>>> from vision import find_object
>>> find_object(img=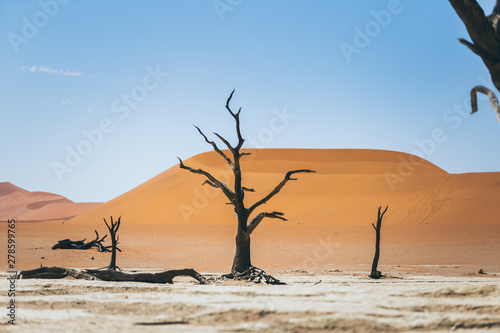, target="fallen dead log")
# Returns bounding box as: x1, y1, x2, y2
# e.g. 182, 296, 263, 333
17, 266, 209, 285
51, 230, 115, 253
85, 268, 208, 284
17, 266, 98, 280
